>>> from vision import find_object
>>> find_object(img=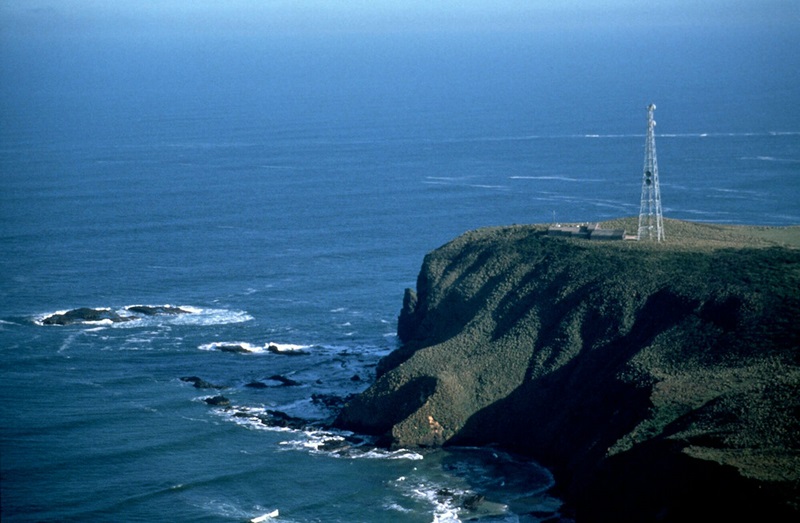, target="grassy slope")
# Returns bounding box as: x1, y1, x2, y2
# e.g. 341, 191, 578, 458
336, 218, 800, 521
